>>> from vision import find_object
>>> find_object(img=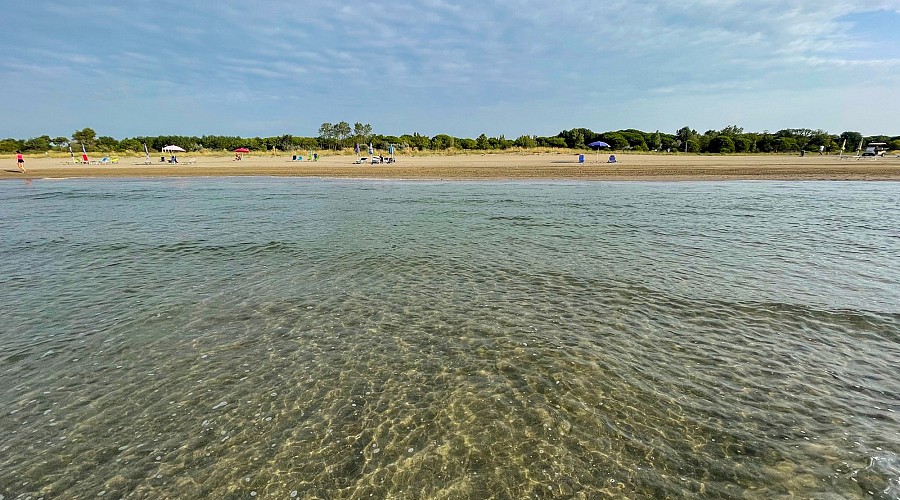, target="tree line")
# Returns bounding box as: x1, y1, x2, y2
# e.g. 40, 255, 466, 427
2, 124, 898, 154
